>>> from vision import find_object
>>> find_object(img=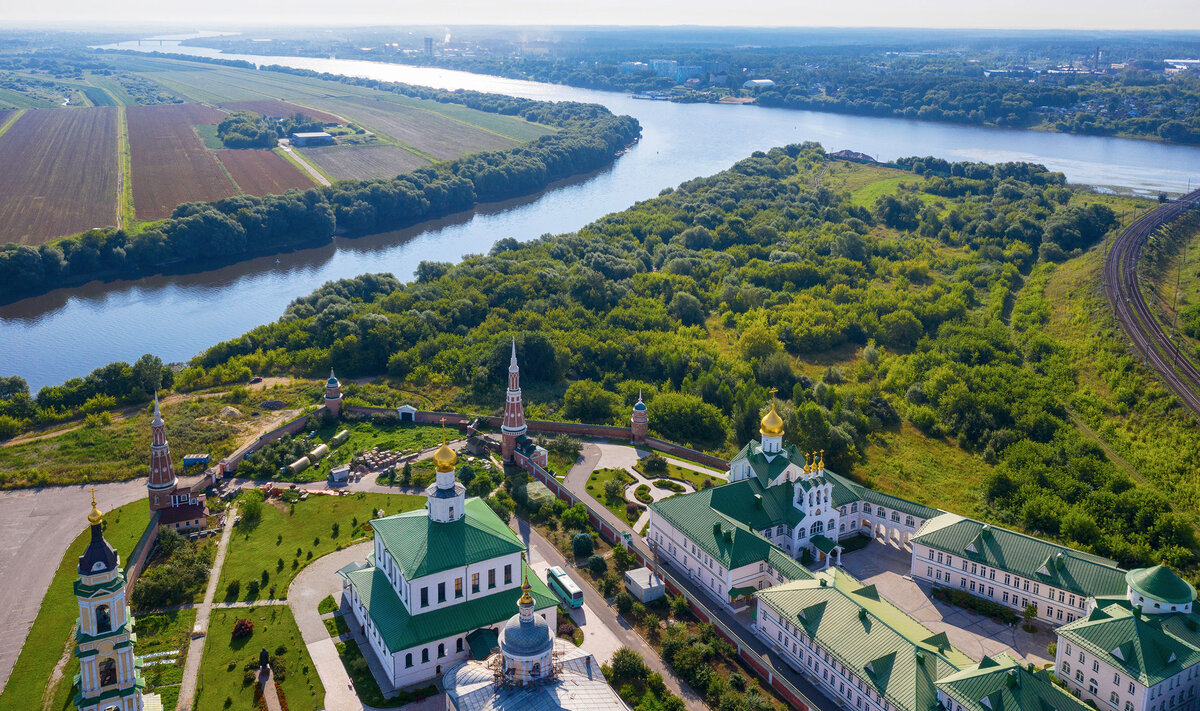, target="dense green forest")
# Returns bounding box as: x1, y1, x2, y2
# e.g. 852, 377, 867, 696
0, 75, 640, 303
144, 143, 1199, 575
